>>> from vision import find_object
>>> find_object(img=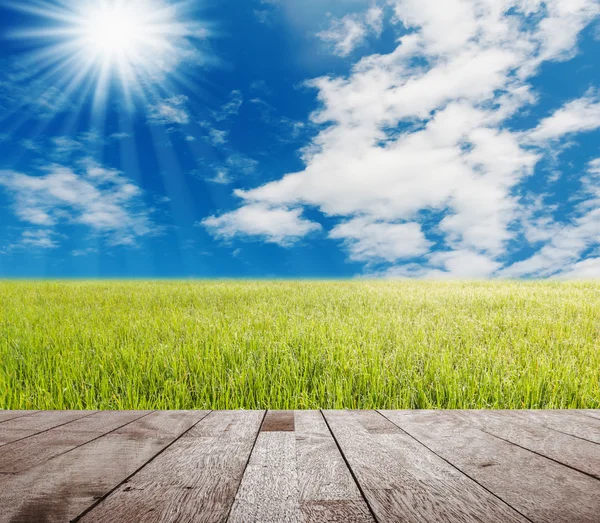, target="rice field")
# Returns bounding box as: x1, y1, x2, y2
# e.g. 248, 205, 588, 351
0, 280, 598, 410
